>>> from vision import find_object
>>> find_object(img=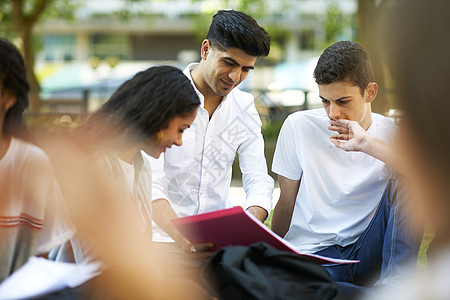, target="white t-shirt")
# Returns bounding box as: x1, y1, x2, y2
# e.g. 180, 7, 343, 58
272, 108, 396, 253
118, 157, 135, 200
0, 138, 74, 281
70, 151, 153, 264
